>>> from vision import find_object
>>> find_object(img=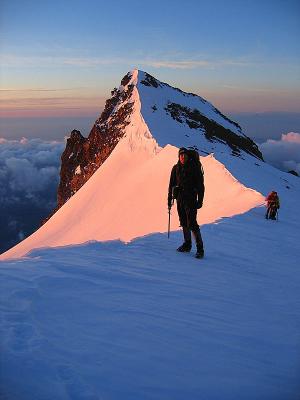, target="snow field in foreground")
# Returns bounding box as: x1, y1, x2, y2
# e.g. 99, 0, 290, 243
1, 207, 299, 400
